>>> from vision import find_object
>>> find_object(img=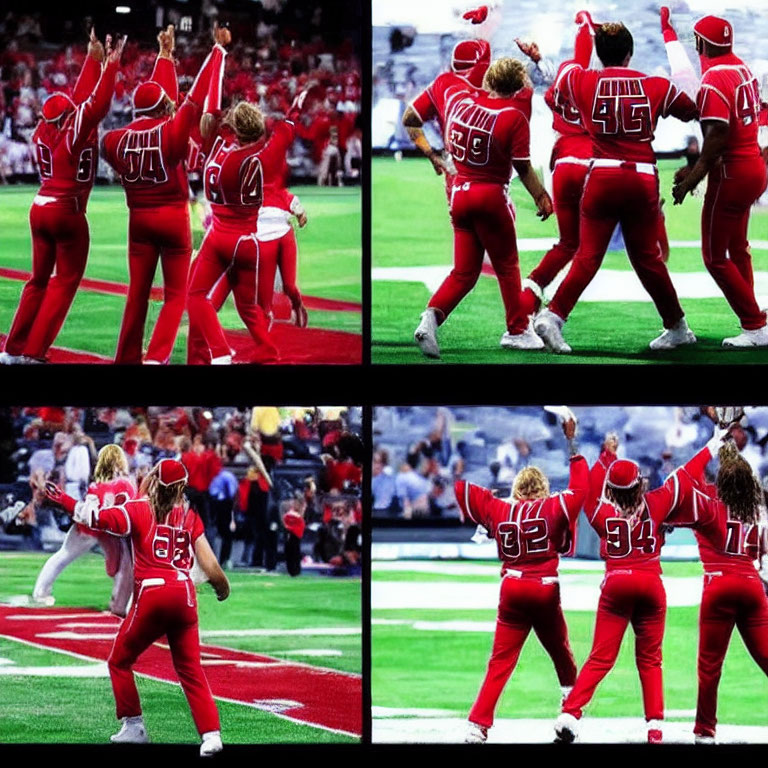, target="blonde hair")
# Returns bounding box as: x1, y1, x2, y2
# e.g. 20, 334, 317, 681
512, 467, 550, 500
139, 462, 186, 522
483, 57, 527, 97
717, 441, 761, 524
224, 101, 266, 144
93, 444, 129, 483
